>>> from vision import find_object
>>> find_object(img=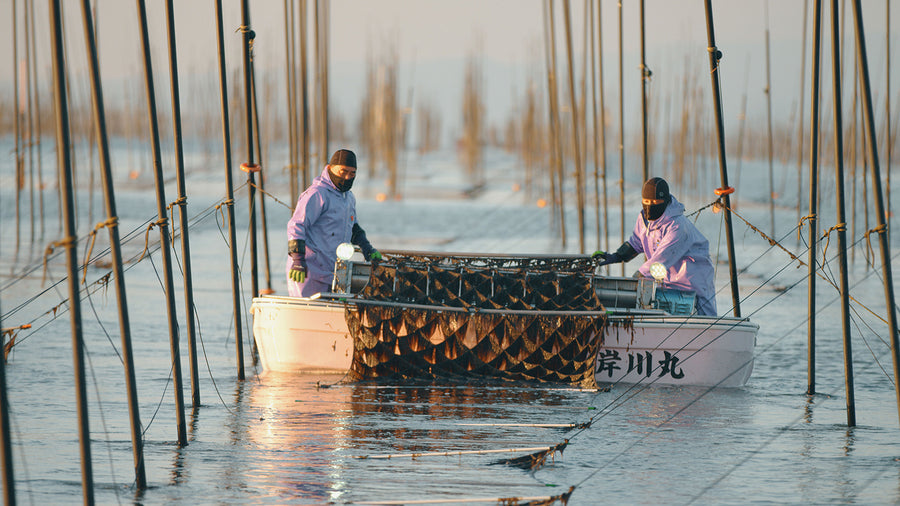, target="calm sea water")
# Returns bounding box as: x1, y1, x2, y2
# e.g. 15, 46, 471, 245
2, 142, 900, 504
